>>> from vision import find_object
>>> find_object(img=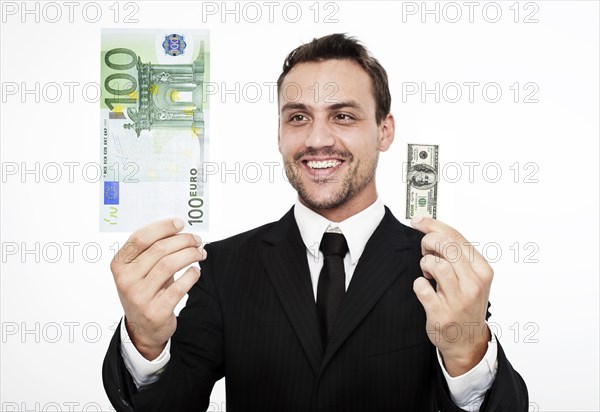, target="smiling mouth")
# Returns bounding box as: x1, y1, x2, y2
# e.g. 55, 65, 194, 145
299, 159, 345, 181
305, 159, 343, 169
